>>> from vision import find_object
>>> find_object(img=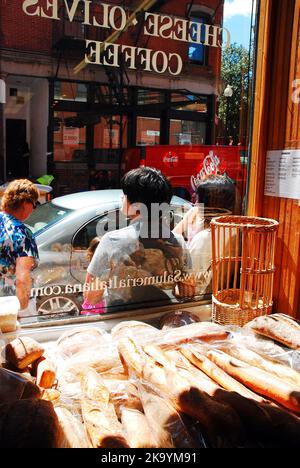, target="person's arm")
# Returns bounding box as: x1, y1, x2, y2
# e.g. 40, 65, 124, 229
84, 235, 111, 305
173, 206, 203, 238
15, 256, 35, 310
84, 272, 105, 305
